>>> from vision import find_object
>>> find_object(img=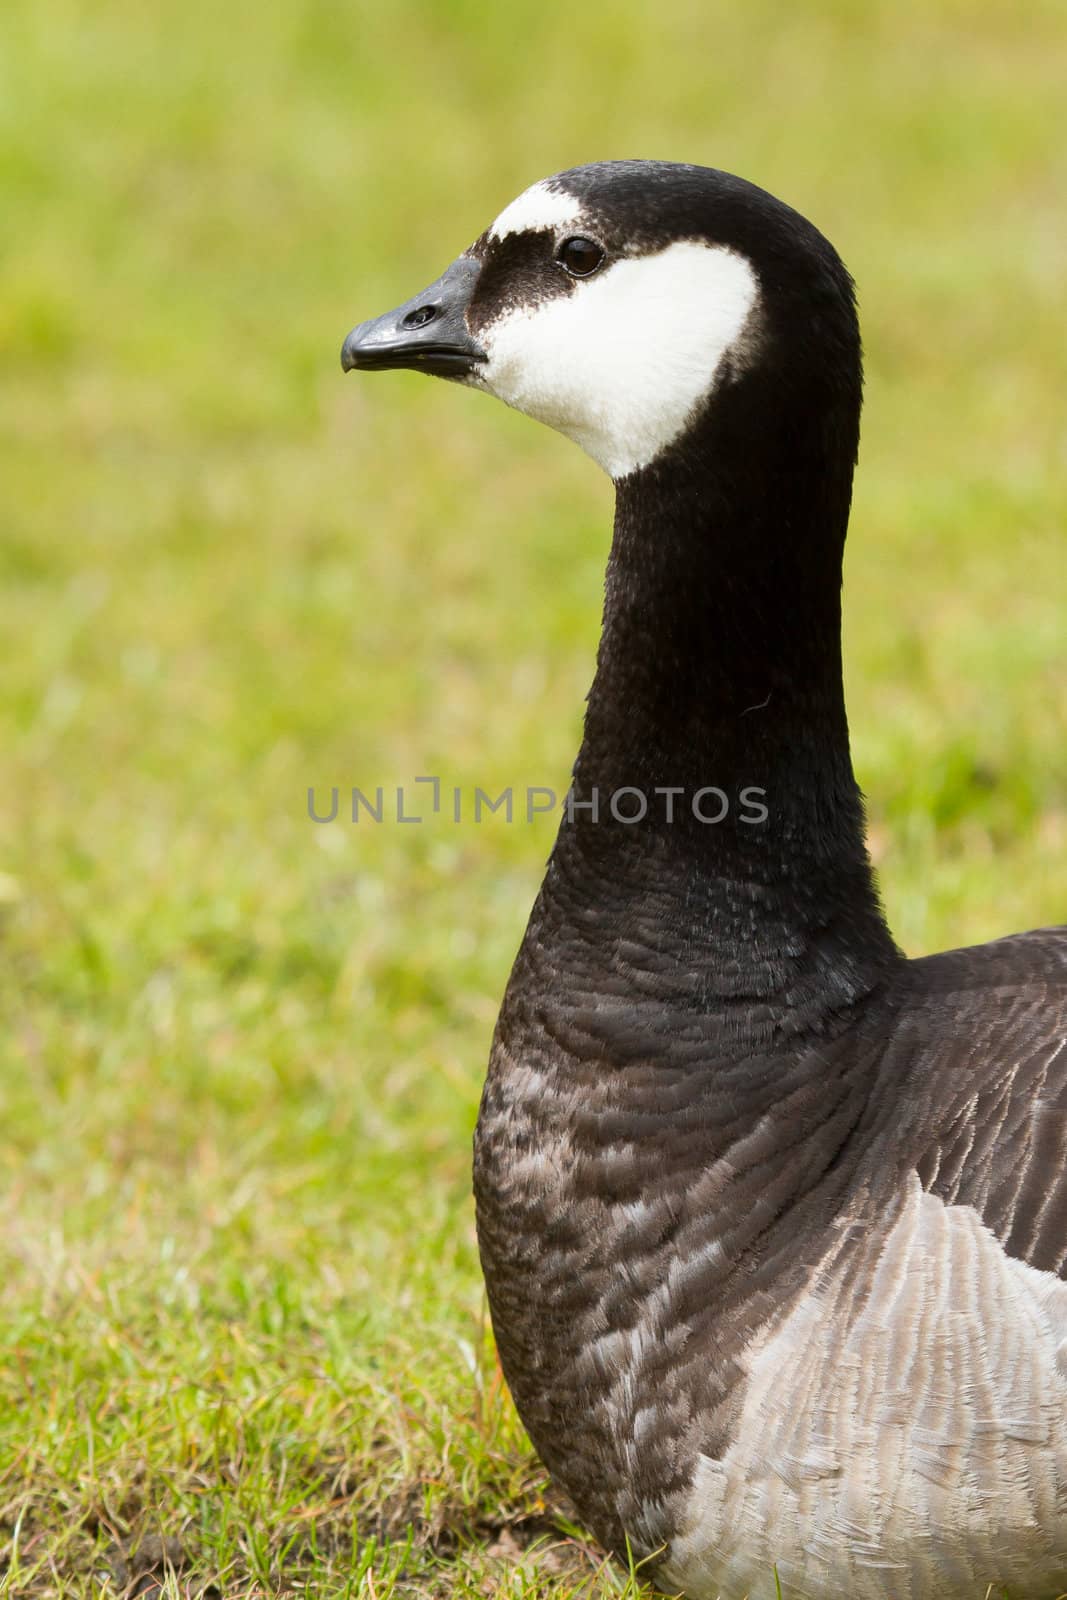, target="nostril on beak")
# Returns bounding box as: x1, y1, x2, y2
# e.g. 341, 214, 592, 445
402, 304, 439, 330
